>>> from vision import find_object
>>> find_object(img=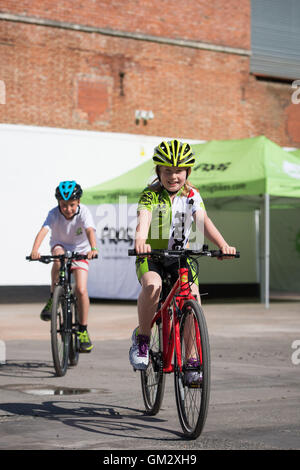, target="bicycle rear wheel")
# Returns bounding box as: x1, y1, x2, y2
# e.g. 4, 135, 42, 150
141, 317, 165, 415
51, 285, 70, 377
174, 299, 210, 439
69, 289, 80, 367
